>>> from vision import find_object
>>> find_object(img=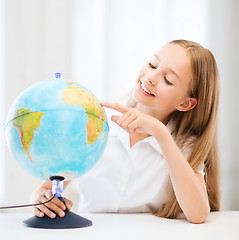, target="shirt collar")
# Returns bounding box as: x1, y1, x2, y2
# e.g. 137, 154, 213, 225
106, 108, 174, 155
